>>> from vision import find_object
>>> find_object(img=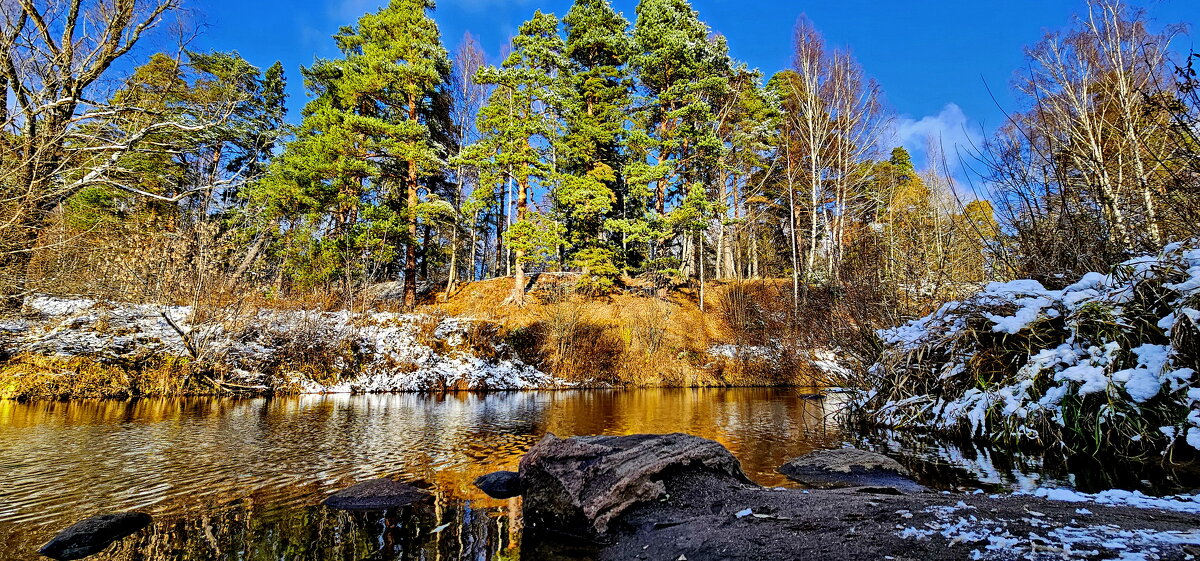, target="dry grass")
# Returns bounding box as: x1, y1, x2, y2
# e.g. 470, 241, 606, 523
429, 275, 827, 388
0, 354, 194, 400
